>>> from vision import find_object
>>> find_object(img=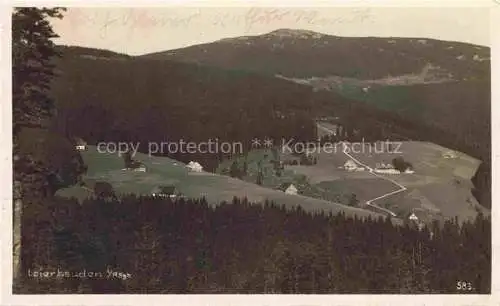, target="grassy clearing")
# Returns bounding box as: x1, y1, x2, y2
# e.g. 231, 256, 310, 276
55, 146, 386, 220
